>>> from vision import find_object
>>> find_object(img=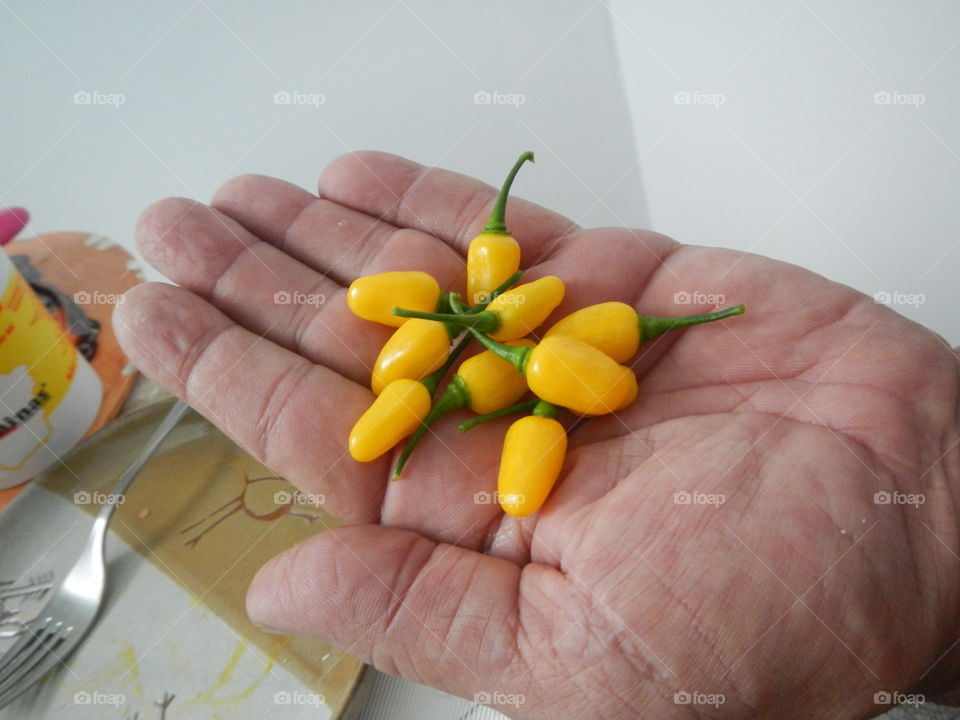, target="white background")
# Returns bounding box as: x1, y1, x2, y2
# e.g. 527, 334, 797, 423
611, 0, 959, 342
1, 2, 957, 719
